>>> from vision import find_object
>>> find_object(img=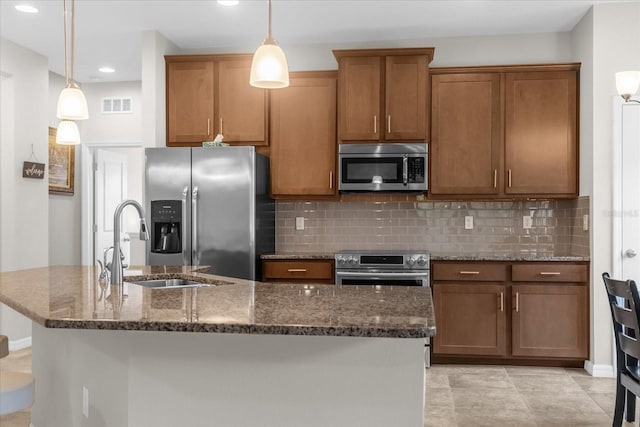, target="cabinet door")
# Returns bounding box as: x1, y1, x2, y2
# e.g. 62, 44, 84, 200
433, 283, 507, 356
430, 73, 501, 195
338, 56, 381, 141
167, 61, 214, 145
270, 73, 337, 196
385, 55, 427, 141
217, 58, 268, 145
504, 71, 577, 195
512, 284, 588, 358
